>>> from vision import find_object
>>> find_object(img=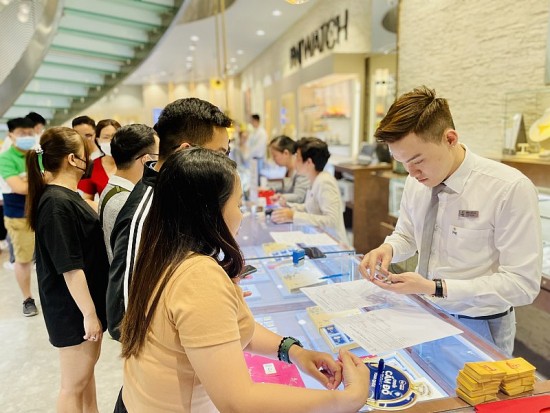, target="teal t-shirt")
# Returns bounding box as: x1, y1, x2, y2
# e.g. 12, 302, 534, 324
0, 146, 27, 218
